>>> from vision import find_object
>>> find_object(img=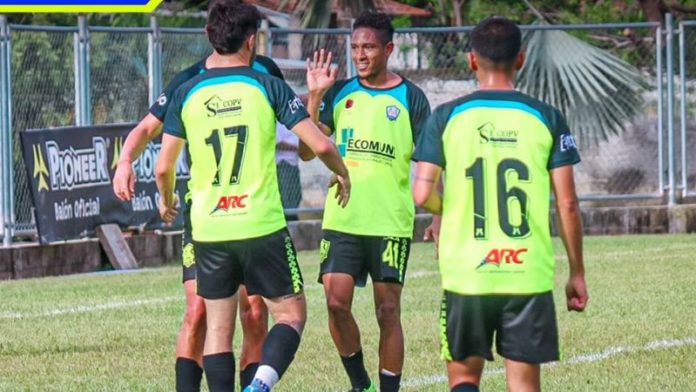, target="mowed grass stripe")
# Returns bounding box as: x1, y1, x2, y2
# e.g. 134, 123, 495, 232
0, 234, 694, 391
